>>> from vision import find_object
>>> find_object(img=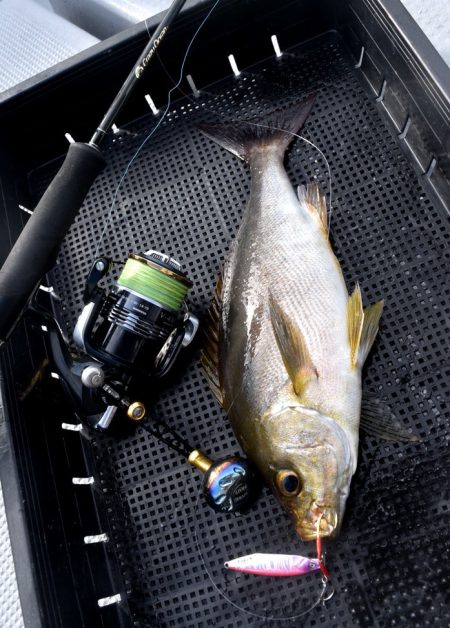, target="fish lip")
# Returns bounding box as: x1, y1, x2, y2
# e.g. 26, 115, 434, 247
295, 510, 340, 541
296, 525, 337, 542
296, 527, 318, 542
